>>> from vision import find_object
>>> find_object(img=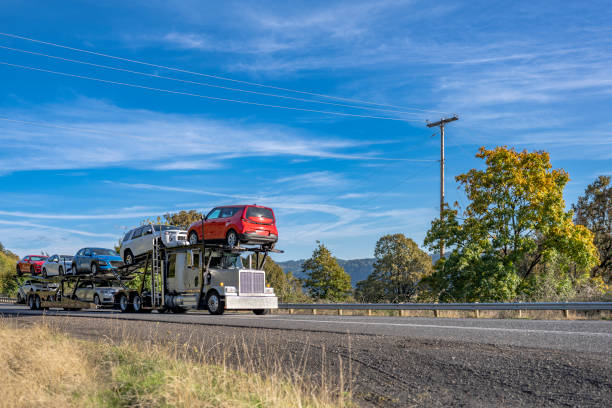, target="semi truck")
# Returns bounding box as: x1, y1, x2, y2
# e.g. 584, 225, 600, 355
23, 237, 279, 315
